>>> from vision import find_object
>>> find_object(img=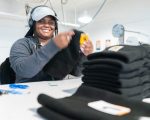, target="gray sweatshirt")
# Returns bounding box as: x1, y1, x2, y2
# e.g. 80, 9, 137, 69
10, 36, 84, 83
